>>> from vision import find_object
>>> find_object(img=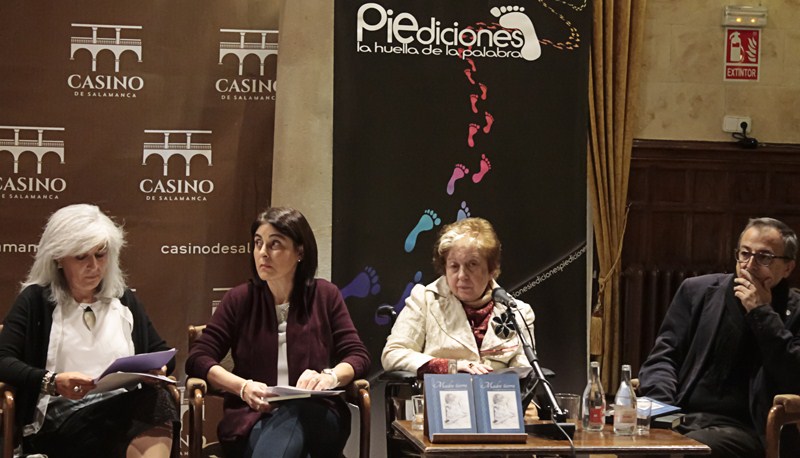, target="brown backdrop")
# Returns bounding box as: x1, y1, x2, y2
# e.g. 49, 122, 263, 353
0, 1, 280, 382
